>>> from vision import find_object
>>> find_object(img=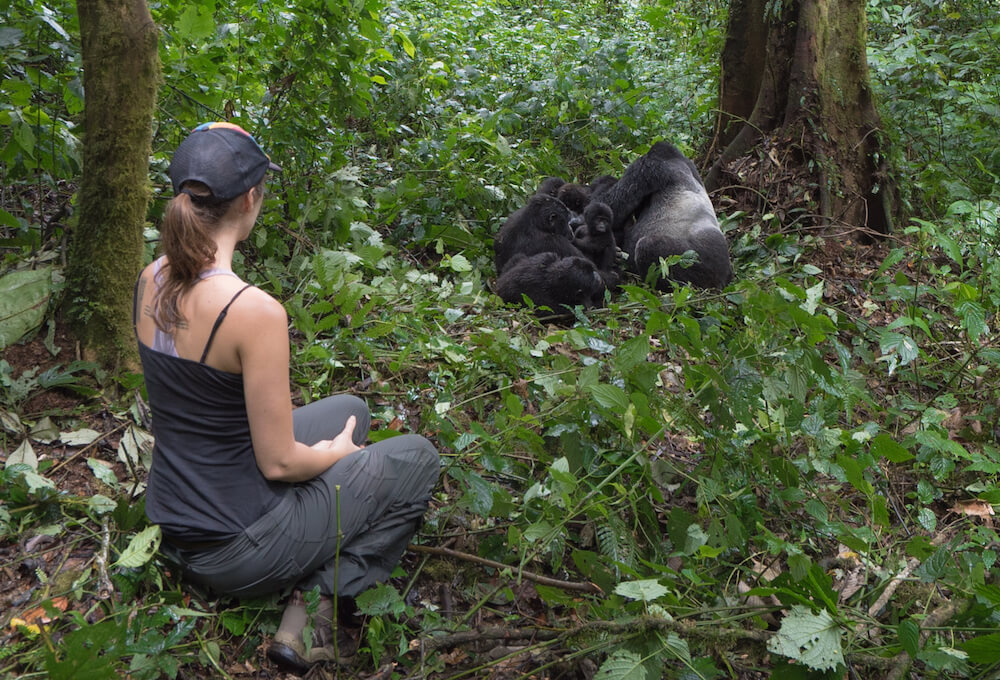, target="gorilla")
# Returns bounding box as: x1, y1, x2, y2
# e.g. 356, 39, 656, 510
495, 252, 606, 317
535, 176, 567, 197
555, 182, 591, 215
588, 174, 618, 199
493, 194, 583, 274
570, 201, 619, 288
598, 142, 732, 290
